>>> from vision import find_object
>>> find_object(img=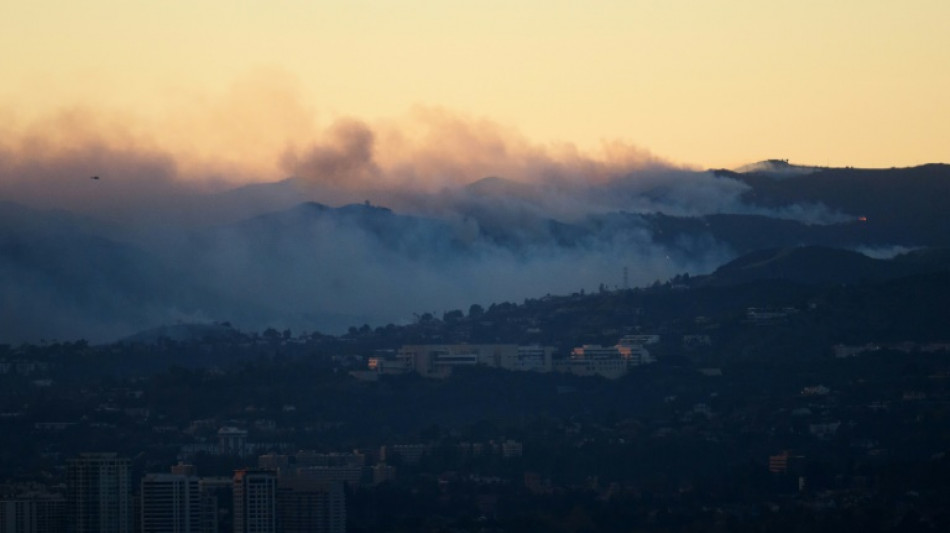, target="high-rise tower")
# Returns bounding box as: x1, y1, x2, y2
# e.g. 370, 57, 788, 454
140, 470, 202, 533
277, 479, 346, 533
66, 453, 132, 533
232, 470, 276, 533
